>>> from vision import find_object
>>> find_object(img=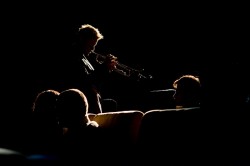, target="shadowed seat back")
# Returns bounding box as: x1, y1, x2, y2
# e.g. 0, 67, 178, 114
93, 110, 144, 144
92, 110, 144, 165
137, 107, 204, 165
